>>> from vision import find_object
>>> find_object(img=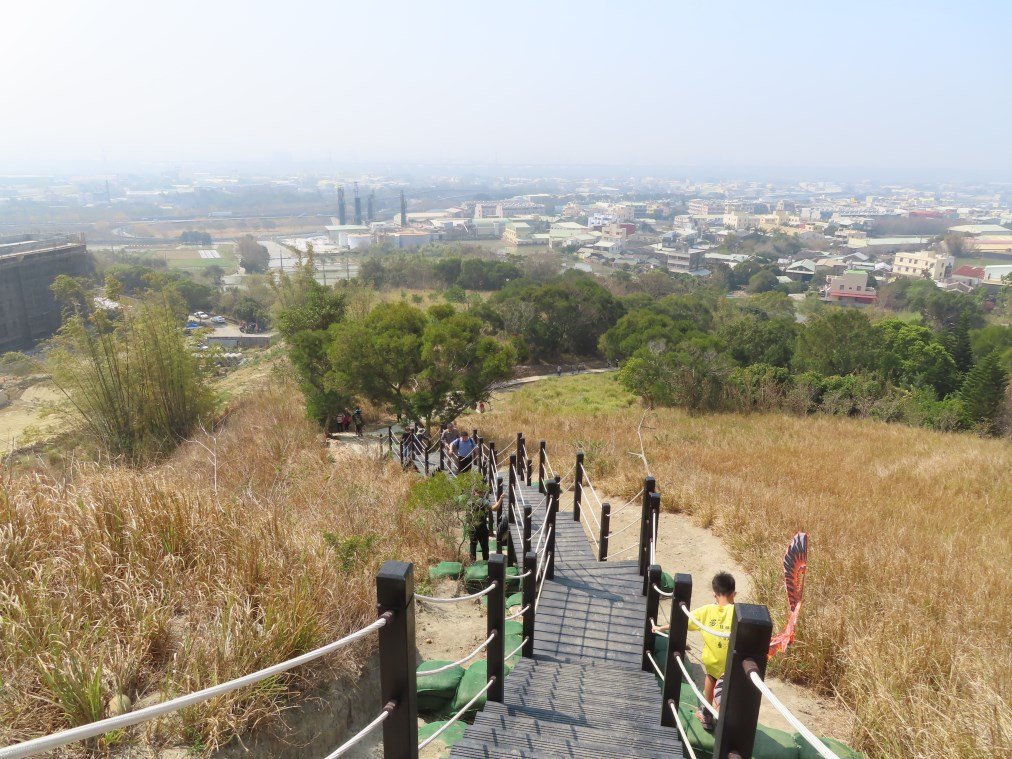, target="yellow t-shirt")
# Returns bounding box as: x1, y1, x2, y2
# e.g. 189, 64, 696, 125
687, 603, 734, 678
